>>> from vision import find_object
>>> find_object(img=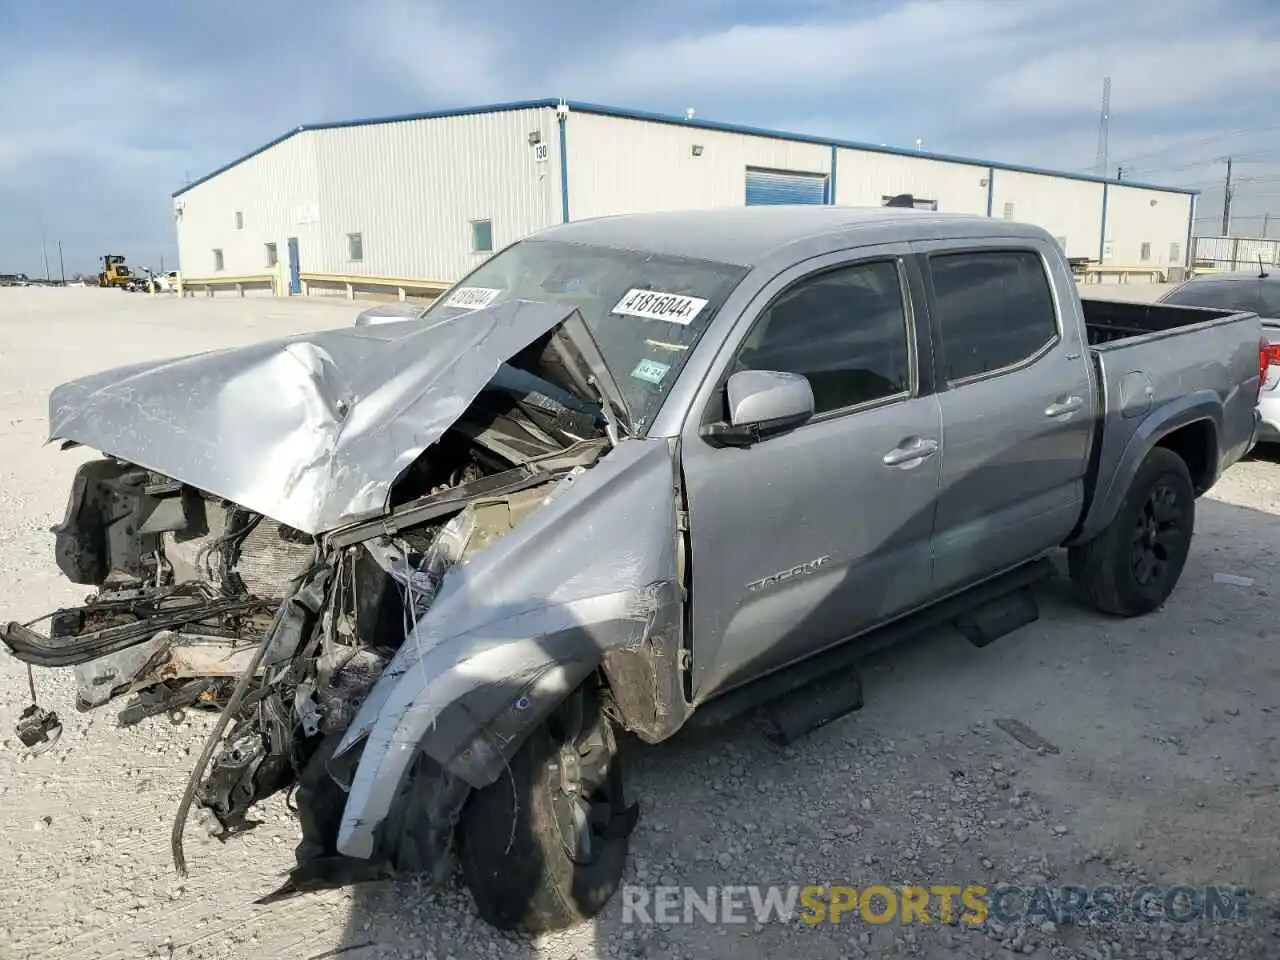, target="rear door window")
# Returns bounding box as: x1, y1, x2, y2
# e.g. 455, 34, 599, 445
928, 250, 1059, 383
